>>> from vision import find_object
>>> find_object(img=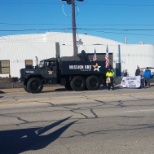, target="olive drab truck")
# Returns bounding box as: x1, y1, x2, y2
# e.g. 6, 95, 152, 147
20, 44, 106, 93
